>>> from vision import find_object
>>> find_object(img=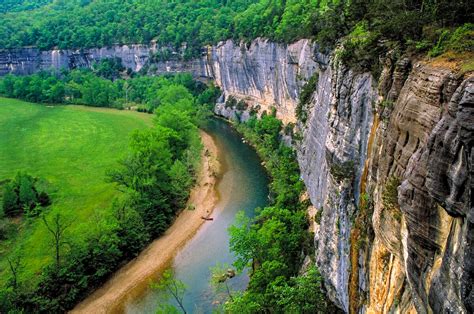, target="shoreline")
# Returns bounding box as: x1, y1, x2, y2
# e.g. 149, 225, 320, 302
71, 130, 221, 314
